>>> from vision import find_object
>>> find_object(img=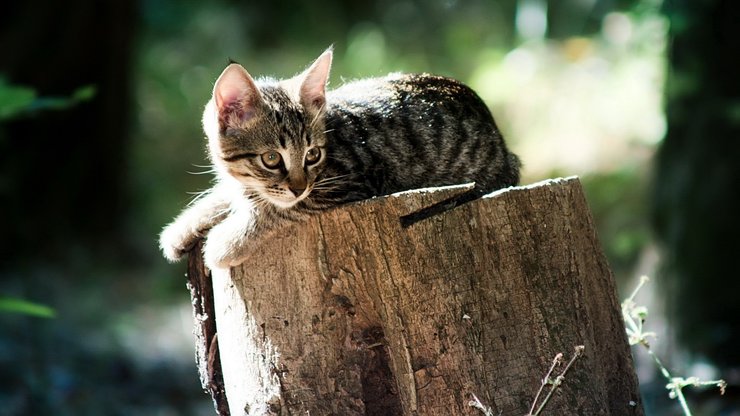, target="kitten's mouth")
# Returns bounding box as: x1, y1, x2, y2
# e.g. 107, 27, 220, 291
265, 189, 310, 209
